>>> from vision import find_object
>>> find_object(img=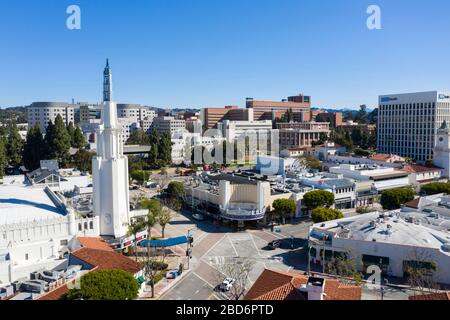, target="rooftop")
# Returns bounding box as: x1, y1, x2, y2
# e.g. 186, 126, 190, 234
368, 153, 404, 161
310, 212, 450, 252
244, 269, 361, 300
402, 164, 442, 173
77, 237, 114, 252
71, 248, 144, 275
409, 292, 450, 300
0, 185, 65, 224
